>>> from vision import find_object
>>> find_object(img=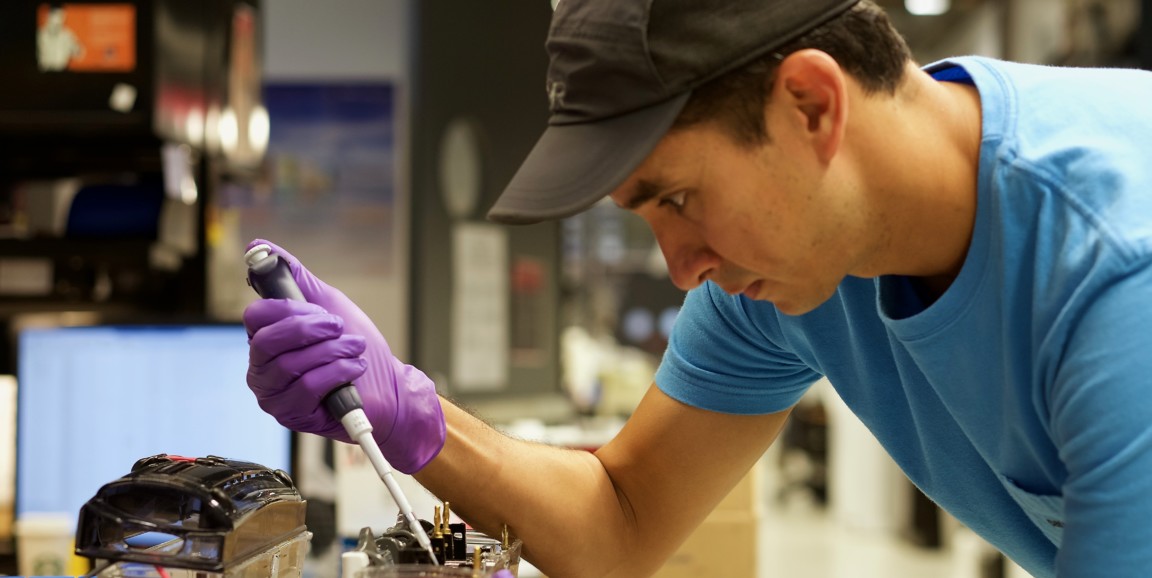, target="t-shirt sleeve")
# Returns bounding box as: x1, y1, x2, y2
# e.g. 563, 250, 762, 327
1048, 257, 1152, 575
655, 282, 821, 415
